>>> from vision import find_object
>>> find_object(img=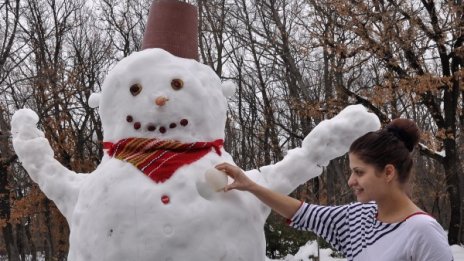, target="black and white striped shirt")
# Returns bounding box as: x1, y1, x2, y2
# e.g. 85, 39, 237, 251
289, 202, 453, 261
